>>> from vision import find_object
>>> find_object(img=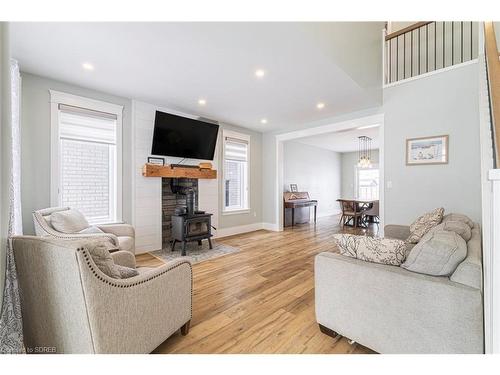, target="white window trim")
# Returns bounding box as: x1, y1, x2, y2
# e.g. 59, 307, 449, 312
222, 129, 251, 214
50, 90, 124, 223
354, 163, 380, 199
